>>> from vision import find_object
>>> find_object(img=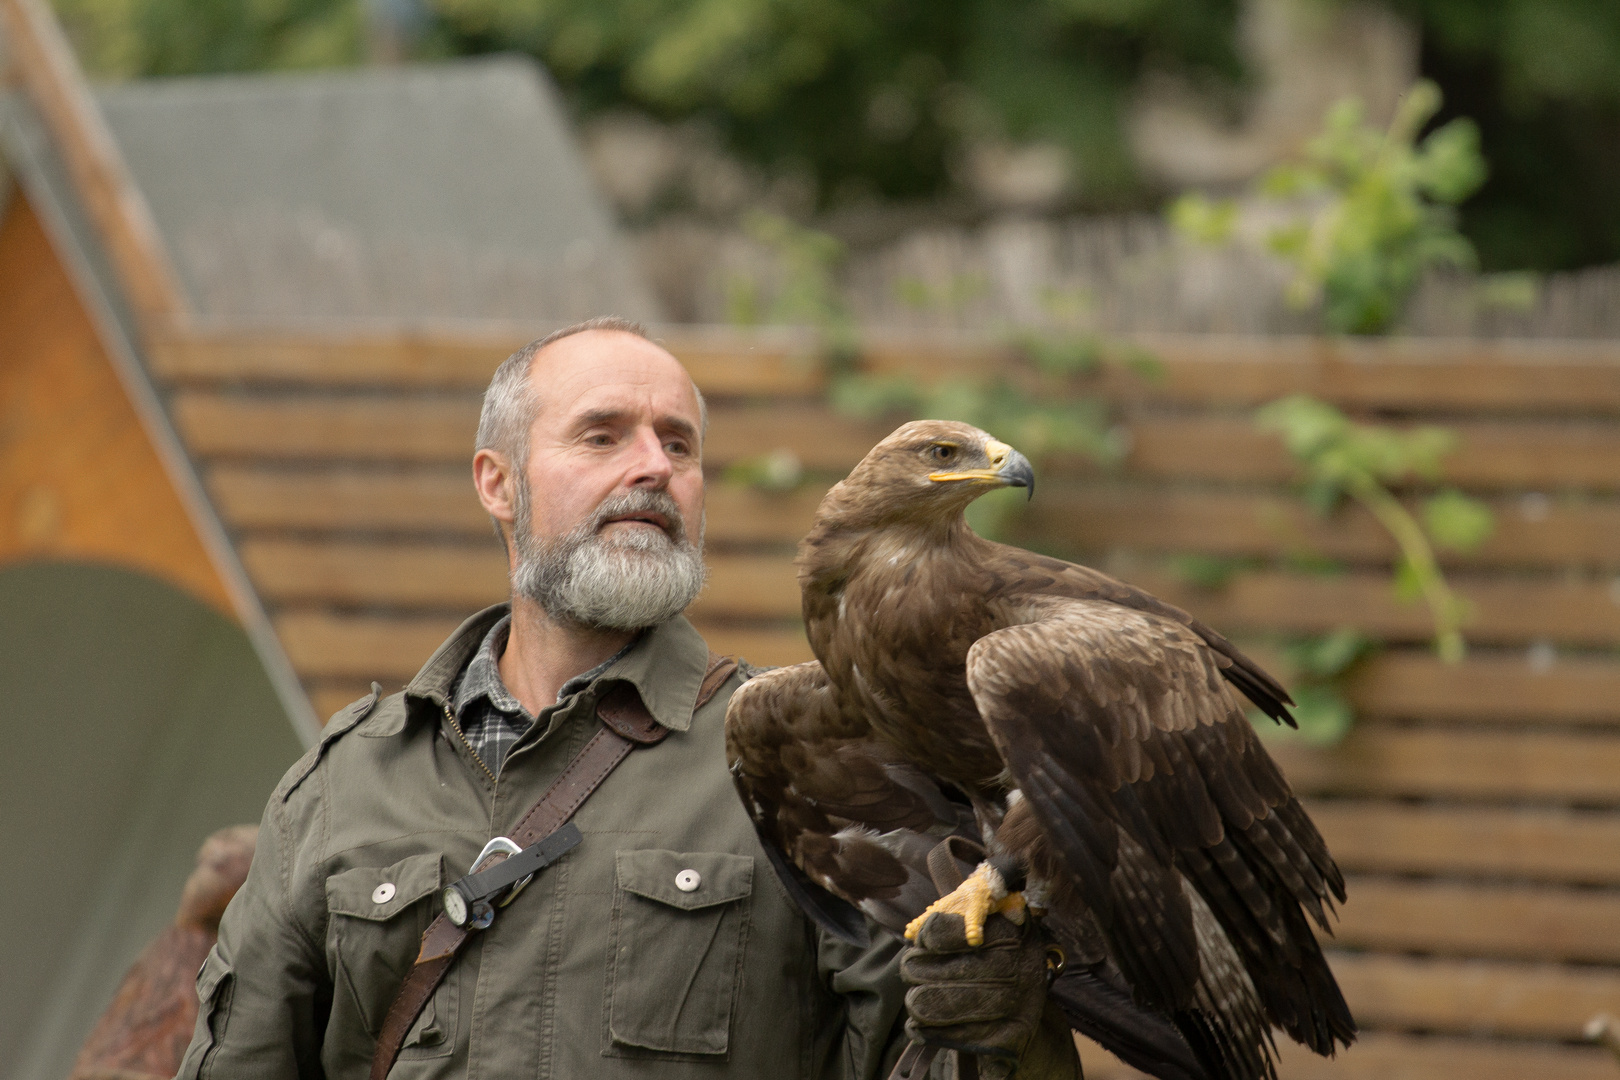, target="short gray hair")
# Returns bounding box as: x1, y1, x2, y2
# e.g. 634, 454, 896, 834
475, 316, 707, 474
